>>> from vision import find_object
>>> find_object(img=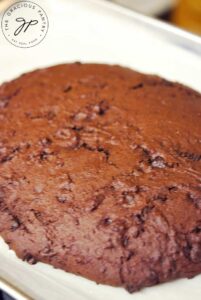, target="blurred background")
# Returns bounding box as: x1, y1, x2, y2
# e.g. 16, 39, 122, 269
0, 0, 201, 35
110, 0, 201, 35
